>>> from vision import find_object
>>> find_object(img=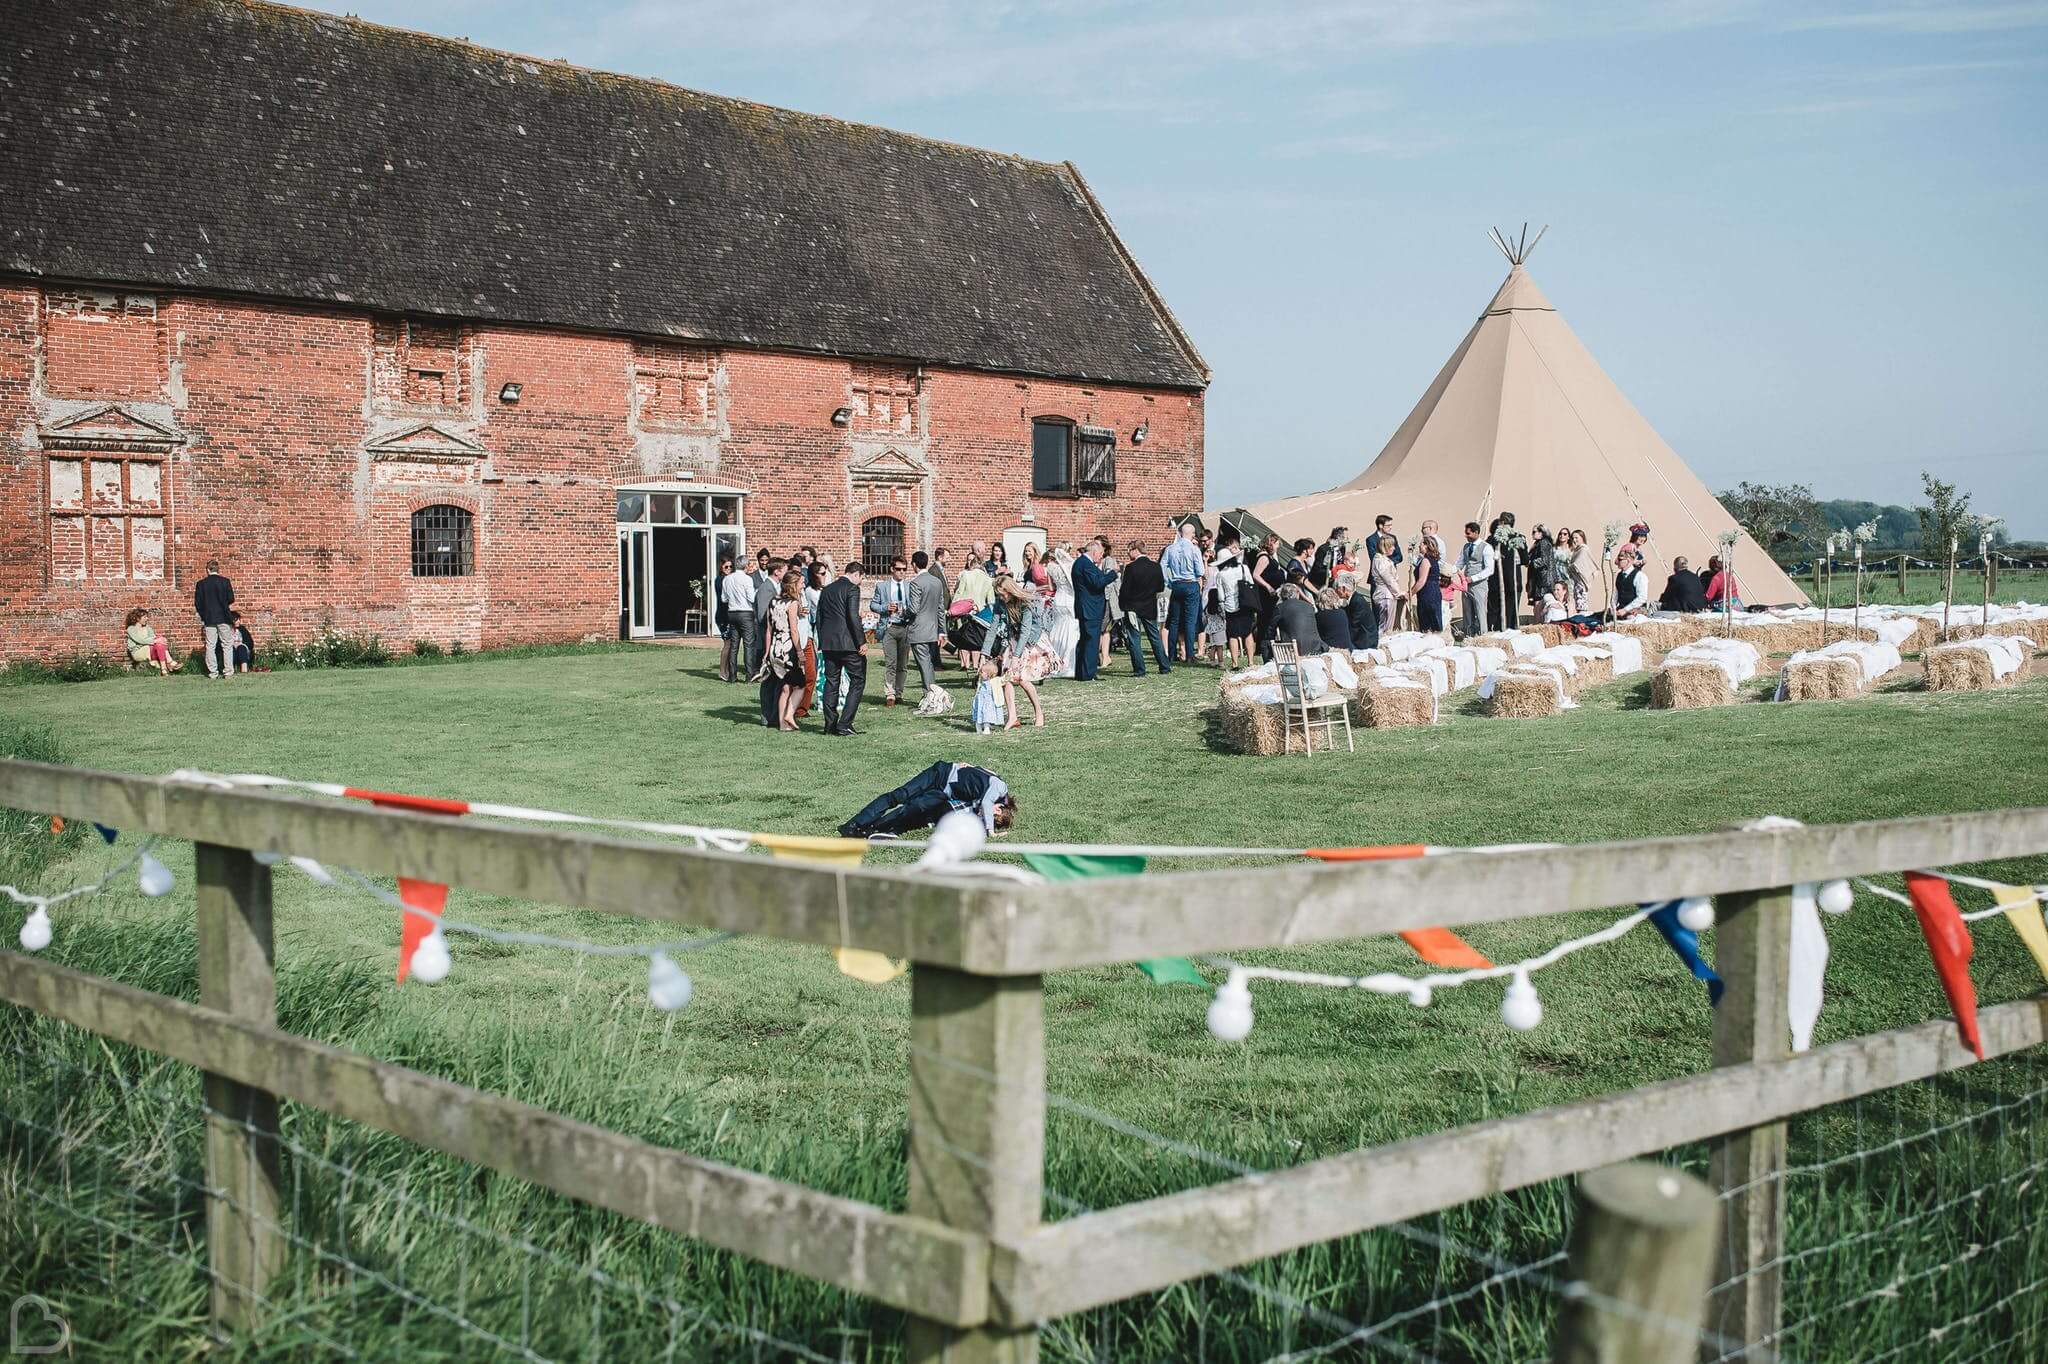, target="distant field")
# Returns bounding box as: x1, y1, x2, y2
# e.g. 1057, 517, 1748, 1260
1780, 565, 2048, 606
4, 647, 2046, 1360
